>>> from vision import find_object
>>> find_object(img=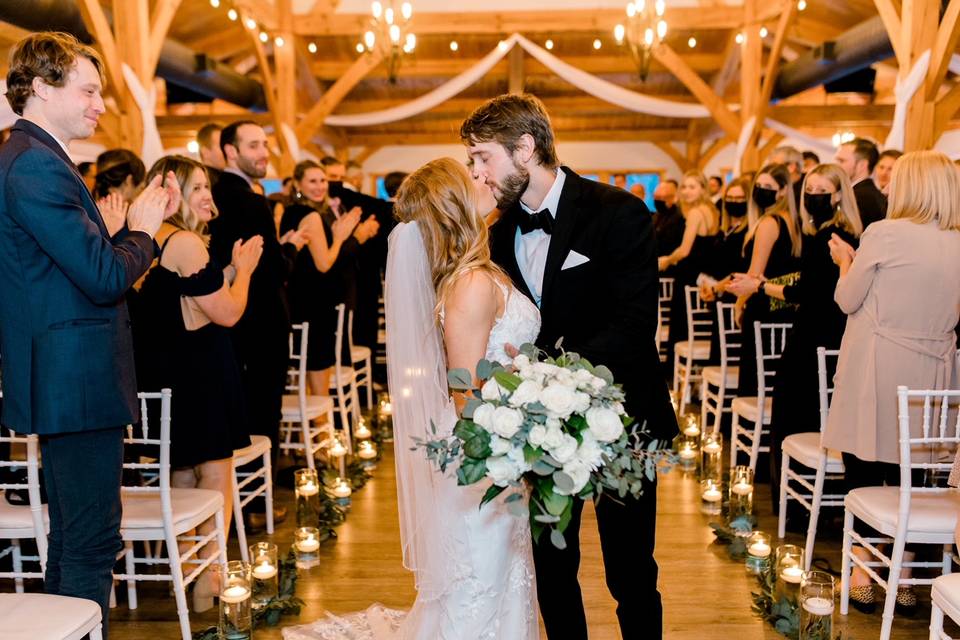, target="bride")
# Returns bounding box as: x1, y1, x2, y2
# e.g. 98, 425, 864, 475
283, 157, 541, 640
